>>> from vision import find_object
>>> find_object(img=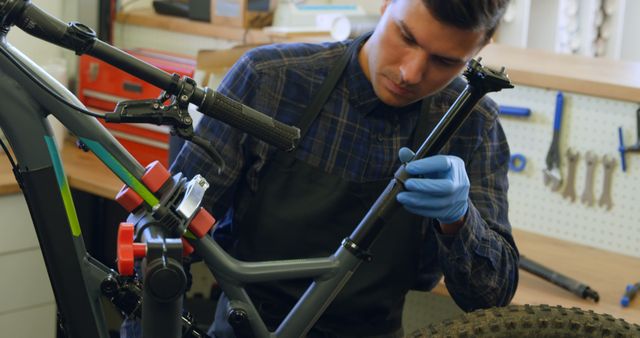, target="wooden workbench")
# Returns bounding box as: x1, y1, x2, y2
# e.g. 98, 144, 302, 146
1, 140, 639, 324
